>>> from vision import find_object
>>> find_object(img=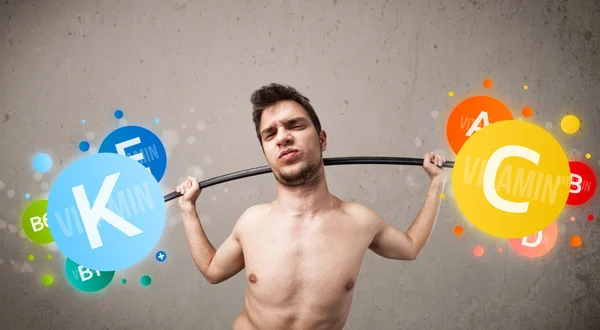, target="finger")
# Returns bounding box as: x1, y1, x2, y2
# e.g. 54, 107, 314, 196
188, 176, 199, 188
423, 153, 431, 166
436, 155, 442, 167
